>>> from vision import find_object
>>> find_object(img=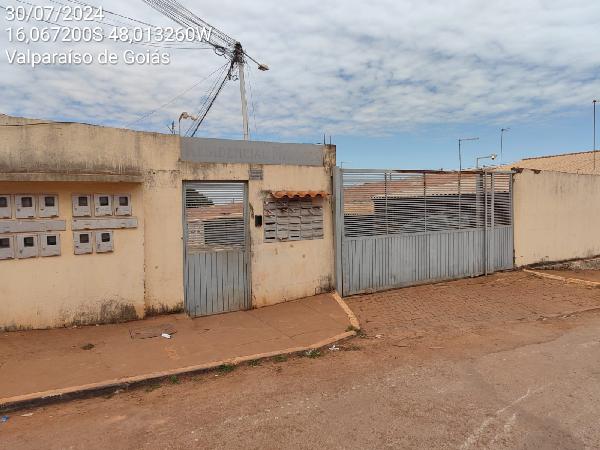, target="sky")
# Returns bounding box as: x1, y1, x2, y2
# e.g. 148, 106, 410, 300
1, 0, 599, 169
